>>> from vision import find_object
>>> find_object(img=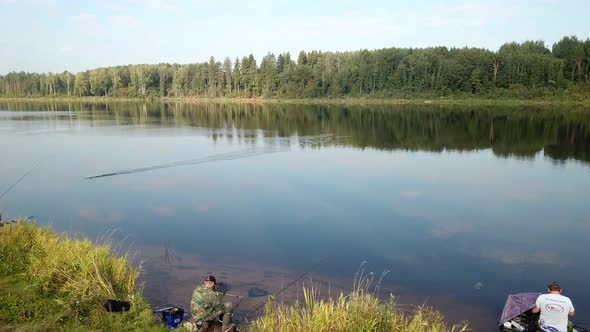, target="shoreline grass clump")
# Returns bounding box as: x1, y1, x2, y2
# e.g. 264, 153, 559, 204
0, 221, 166, 331
249, 287, 468, 332
248, 267, 469, 332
